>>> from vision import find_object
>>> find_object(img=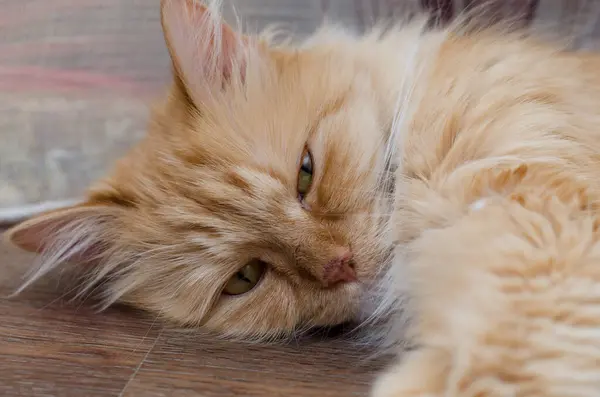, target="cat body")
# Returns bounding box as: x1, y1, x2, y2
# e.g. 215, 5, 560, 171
7, 1, 600, 396
375, 30, 600, 397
